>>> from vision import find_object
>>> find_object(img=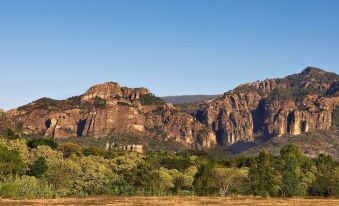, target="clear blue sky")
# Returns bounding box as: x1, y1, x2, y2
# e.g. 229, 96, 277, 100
1, 0, 339, 110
